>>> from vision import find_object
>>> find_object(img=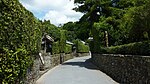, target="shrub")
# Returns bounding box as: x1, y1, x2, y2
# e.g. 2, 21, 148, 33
0, 0, 42, 83
59, 30, 66, 53
104, 41, 150, 55
65, 44, 72, 54
52, 42, 60, 54
0, 47, 32, 84
0, 0, 42, 54
89, 40, 105, 53
74, 40, 89, 53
